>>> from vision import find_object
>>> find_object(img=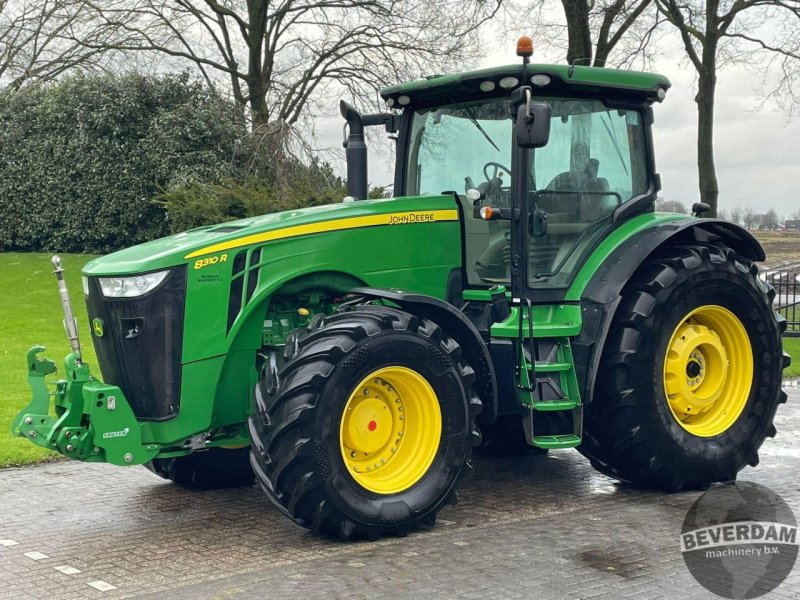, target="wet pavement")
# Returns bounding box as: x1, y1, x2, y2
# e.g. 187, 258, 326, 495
1, 391, 798, 599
